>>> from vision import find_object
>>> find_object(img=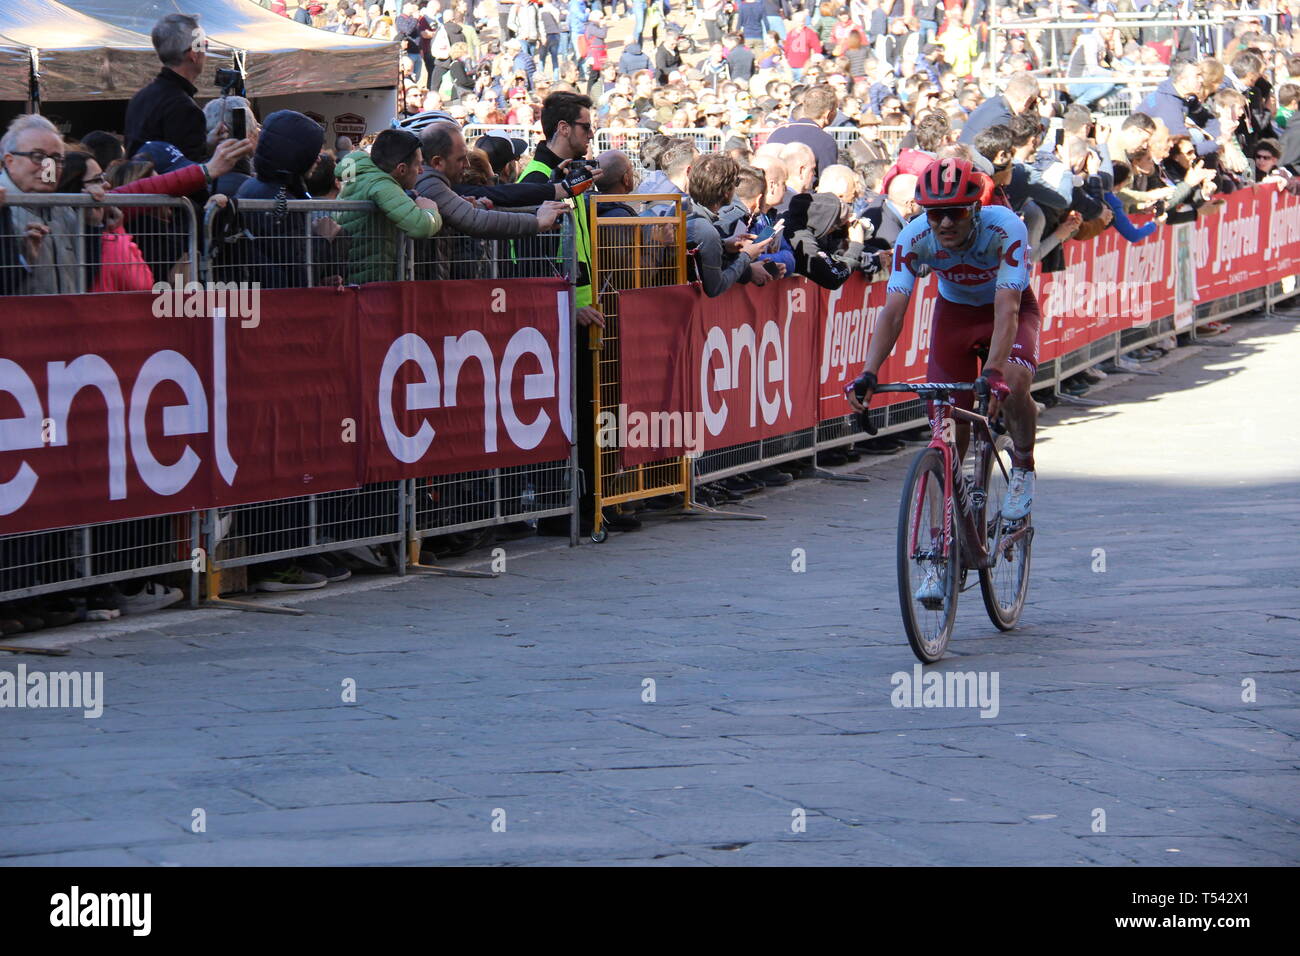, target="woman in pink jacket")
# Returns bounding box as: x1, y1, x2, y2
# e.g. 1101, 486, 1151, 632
58, 138, 252, 291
